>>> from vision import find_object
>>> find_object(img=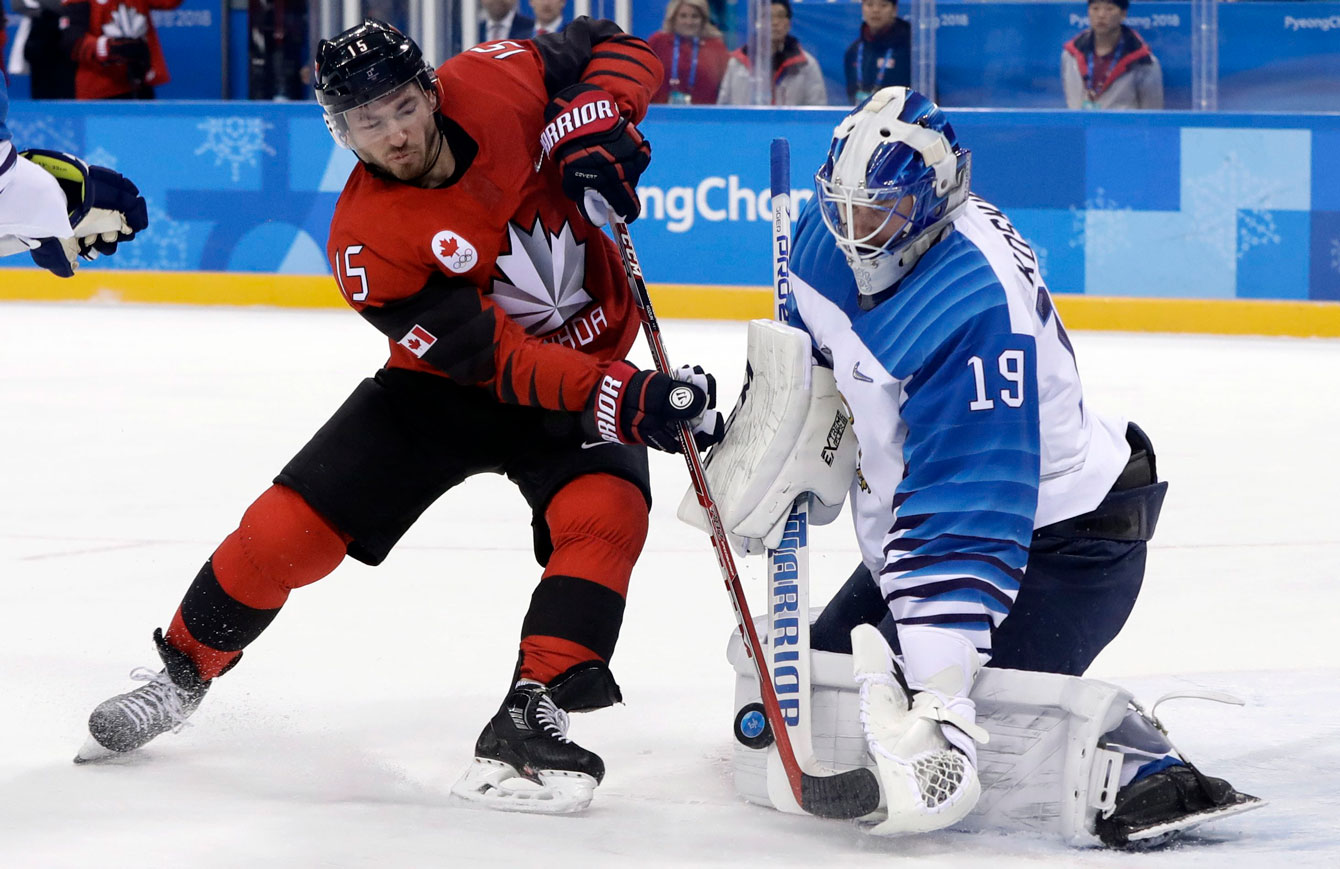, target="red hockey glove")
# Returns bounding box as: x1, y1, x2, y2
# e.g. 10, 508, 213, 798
541, 84, 651, 226
584, 361, 724, 454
